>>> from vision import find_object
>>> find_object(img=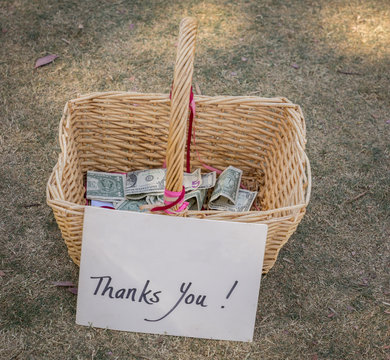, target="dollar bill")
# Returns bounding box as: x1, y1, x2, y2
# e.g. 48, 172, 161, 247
146, 194, 164, 205
183, 168, 201, 191
209, 166, 242, 207
126, 192, 161, 200
208, 189, 257, 212
125, 168, 201, 197
115, 199, 148, 212
125, 169, 166, 196
86, 171, 126, 201
198, 171, 217, 190
185, 188, 207, 211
